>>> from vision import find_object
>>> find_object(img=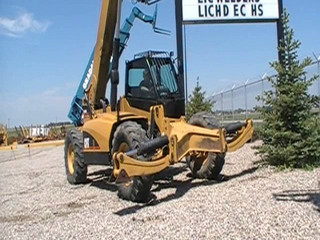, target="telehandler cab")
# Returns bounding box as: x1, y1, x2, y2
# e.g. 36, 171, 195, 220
65, 0, 254, 202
